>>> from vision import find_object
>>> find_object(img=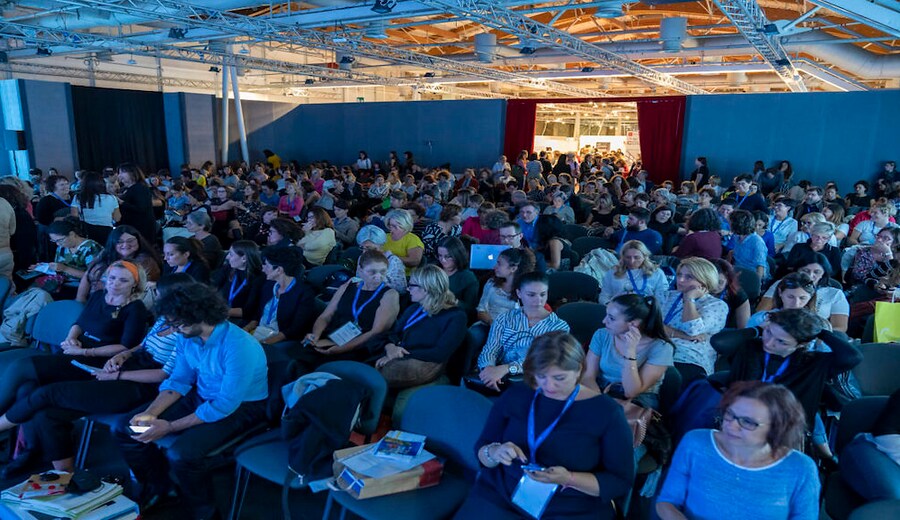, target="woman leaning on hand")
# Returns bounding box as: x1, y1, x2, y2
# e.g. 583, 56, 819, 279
456, 331, 634, 520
